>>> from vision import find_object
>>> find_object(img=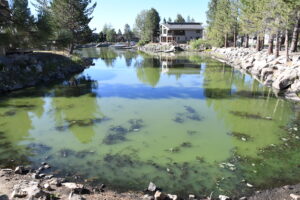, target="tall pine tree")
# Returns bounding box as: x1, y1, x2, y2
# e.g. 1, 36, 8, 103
51, 0, 96, 53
